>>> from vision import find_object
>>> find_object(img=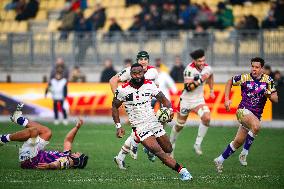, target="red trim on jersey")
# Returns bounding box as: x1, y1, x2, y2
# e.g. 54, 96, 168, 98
133, 129, 141, 143
121, 82, 130, 88
178, 165, 183, 173
177, 100, 181, 112
189, 62, 195, 68
189, 62, 209, 68
144, 79, 153, 84
189, 62, 208, 72
147, 65, 155, 70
